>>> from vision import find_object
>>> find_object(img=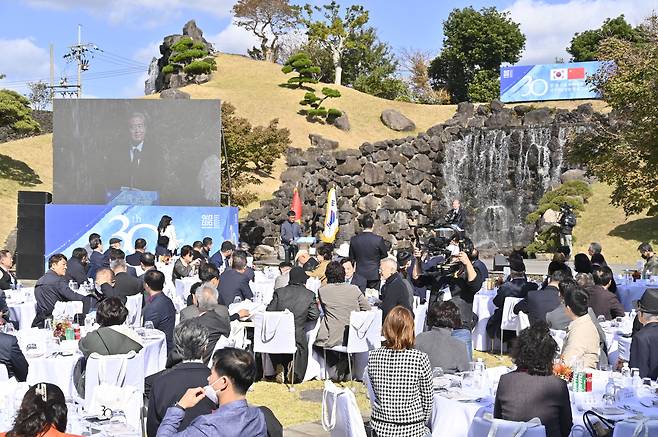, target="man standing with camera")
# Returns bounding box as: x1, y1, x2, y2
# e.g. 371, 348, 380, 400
558, 204, 576, 255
